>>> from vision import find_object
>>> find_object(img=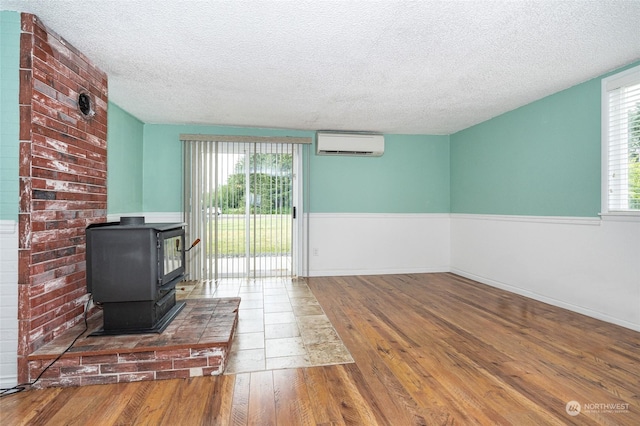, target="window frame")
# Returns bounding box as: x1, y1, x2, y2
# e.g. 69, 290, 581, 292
600, 64, 640, 220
